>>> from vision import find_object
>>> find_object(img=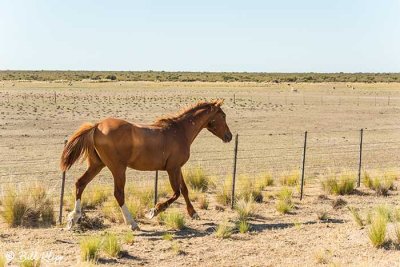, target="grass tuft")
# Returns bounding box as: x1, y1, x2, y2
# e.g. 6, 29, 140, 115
235, 198, 254, 221
215, 221, 233, 239
348, 206, 364, 227
159, 210, 186, 230
363, 171, 396, 196
162, 232, 174, 241
102, 233, 121, 258
275, 187, 294, 214
1, 185, 54, 227
237, 220, 251, 234
122, 232, 135, 245
280, 171, 300, 186
198, 194, 209, 210
80, 236, 102, 262
368, 213, 387, 248
183, 167, 211, 192
19, 258, 41, 267
321, 173, 355, 195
